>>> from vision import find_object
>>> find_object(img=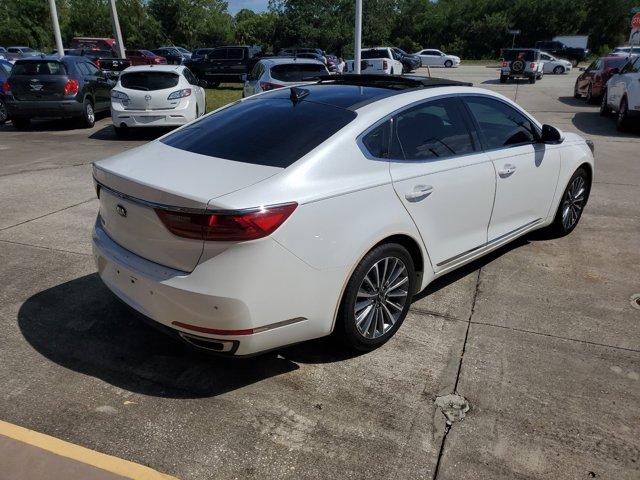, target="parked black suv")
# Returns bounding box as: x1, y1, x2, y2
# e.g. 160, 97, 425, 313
392, 47, 422, 73
186, 45, 262, 87
3, 55, 114, 129
534, 40, 589, 66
